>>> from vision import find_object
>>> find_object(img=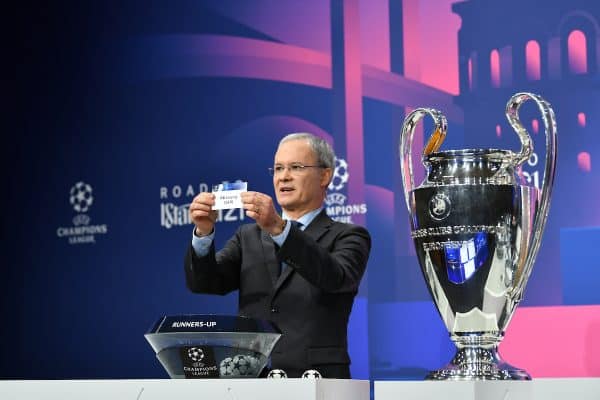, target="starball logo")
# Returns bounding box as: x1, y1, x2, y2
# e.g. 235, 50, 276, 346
159, 183, 246, 229
325, 158, 367, 223
187, 347, 205, 365
56, 181, 108, 244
